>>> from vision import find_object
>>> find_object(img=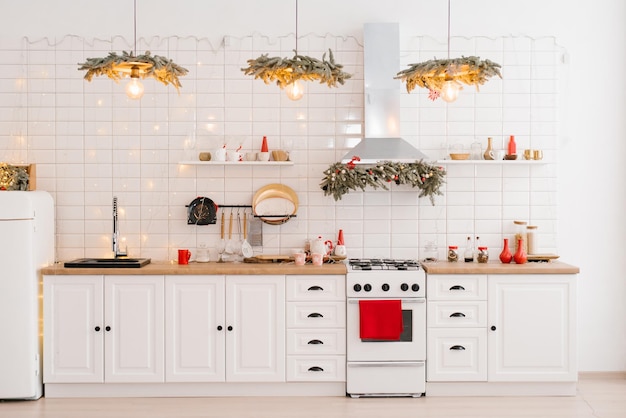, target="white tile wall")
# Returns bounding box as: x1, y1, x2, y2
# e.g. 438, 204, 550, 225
0, 33, 562, 262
